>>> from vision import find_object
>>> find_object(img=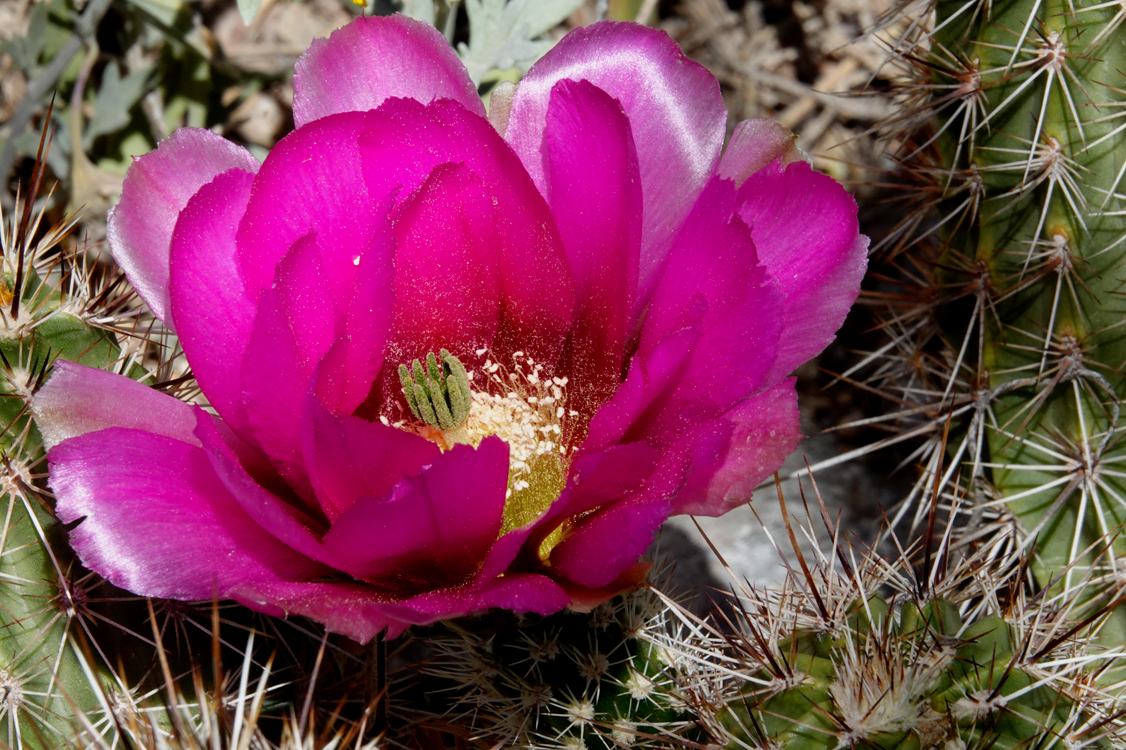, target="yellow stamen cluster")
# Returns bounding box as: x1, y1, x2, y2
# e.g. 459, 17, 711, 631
464, 349, 577, 499
386, 349, 580, 537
